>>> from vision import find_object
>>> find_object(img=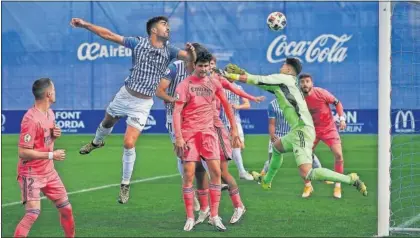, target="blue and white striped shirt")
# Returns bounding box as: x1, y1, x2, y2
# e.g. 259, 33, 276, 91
162, 60, 189, 115
123, 36, 180, 96
268, 99, 290, 137
220, 84, 242, 127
